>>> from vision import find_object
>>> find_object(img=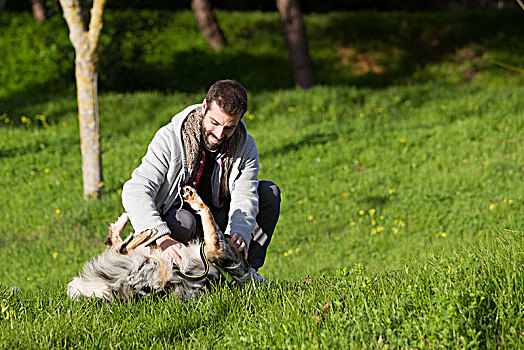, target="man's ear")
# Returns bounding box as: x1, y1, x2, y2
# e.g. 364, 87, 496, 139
202, 99, 207, 114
